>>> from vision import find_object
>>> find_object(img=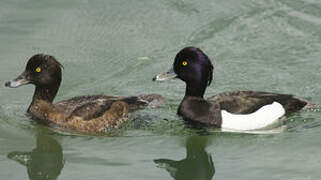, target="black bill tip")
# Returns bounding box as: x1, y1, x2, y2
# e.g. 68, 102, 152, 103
5, 81, 10, 87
